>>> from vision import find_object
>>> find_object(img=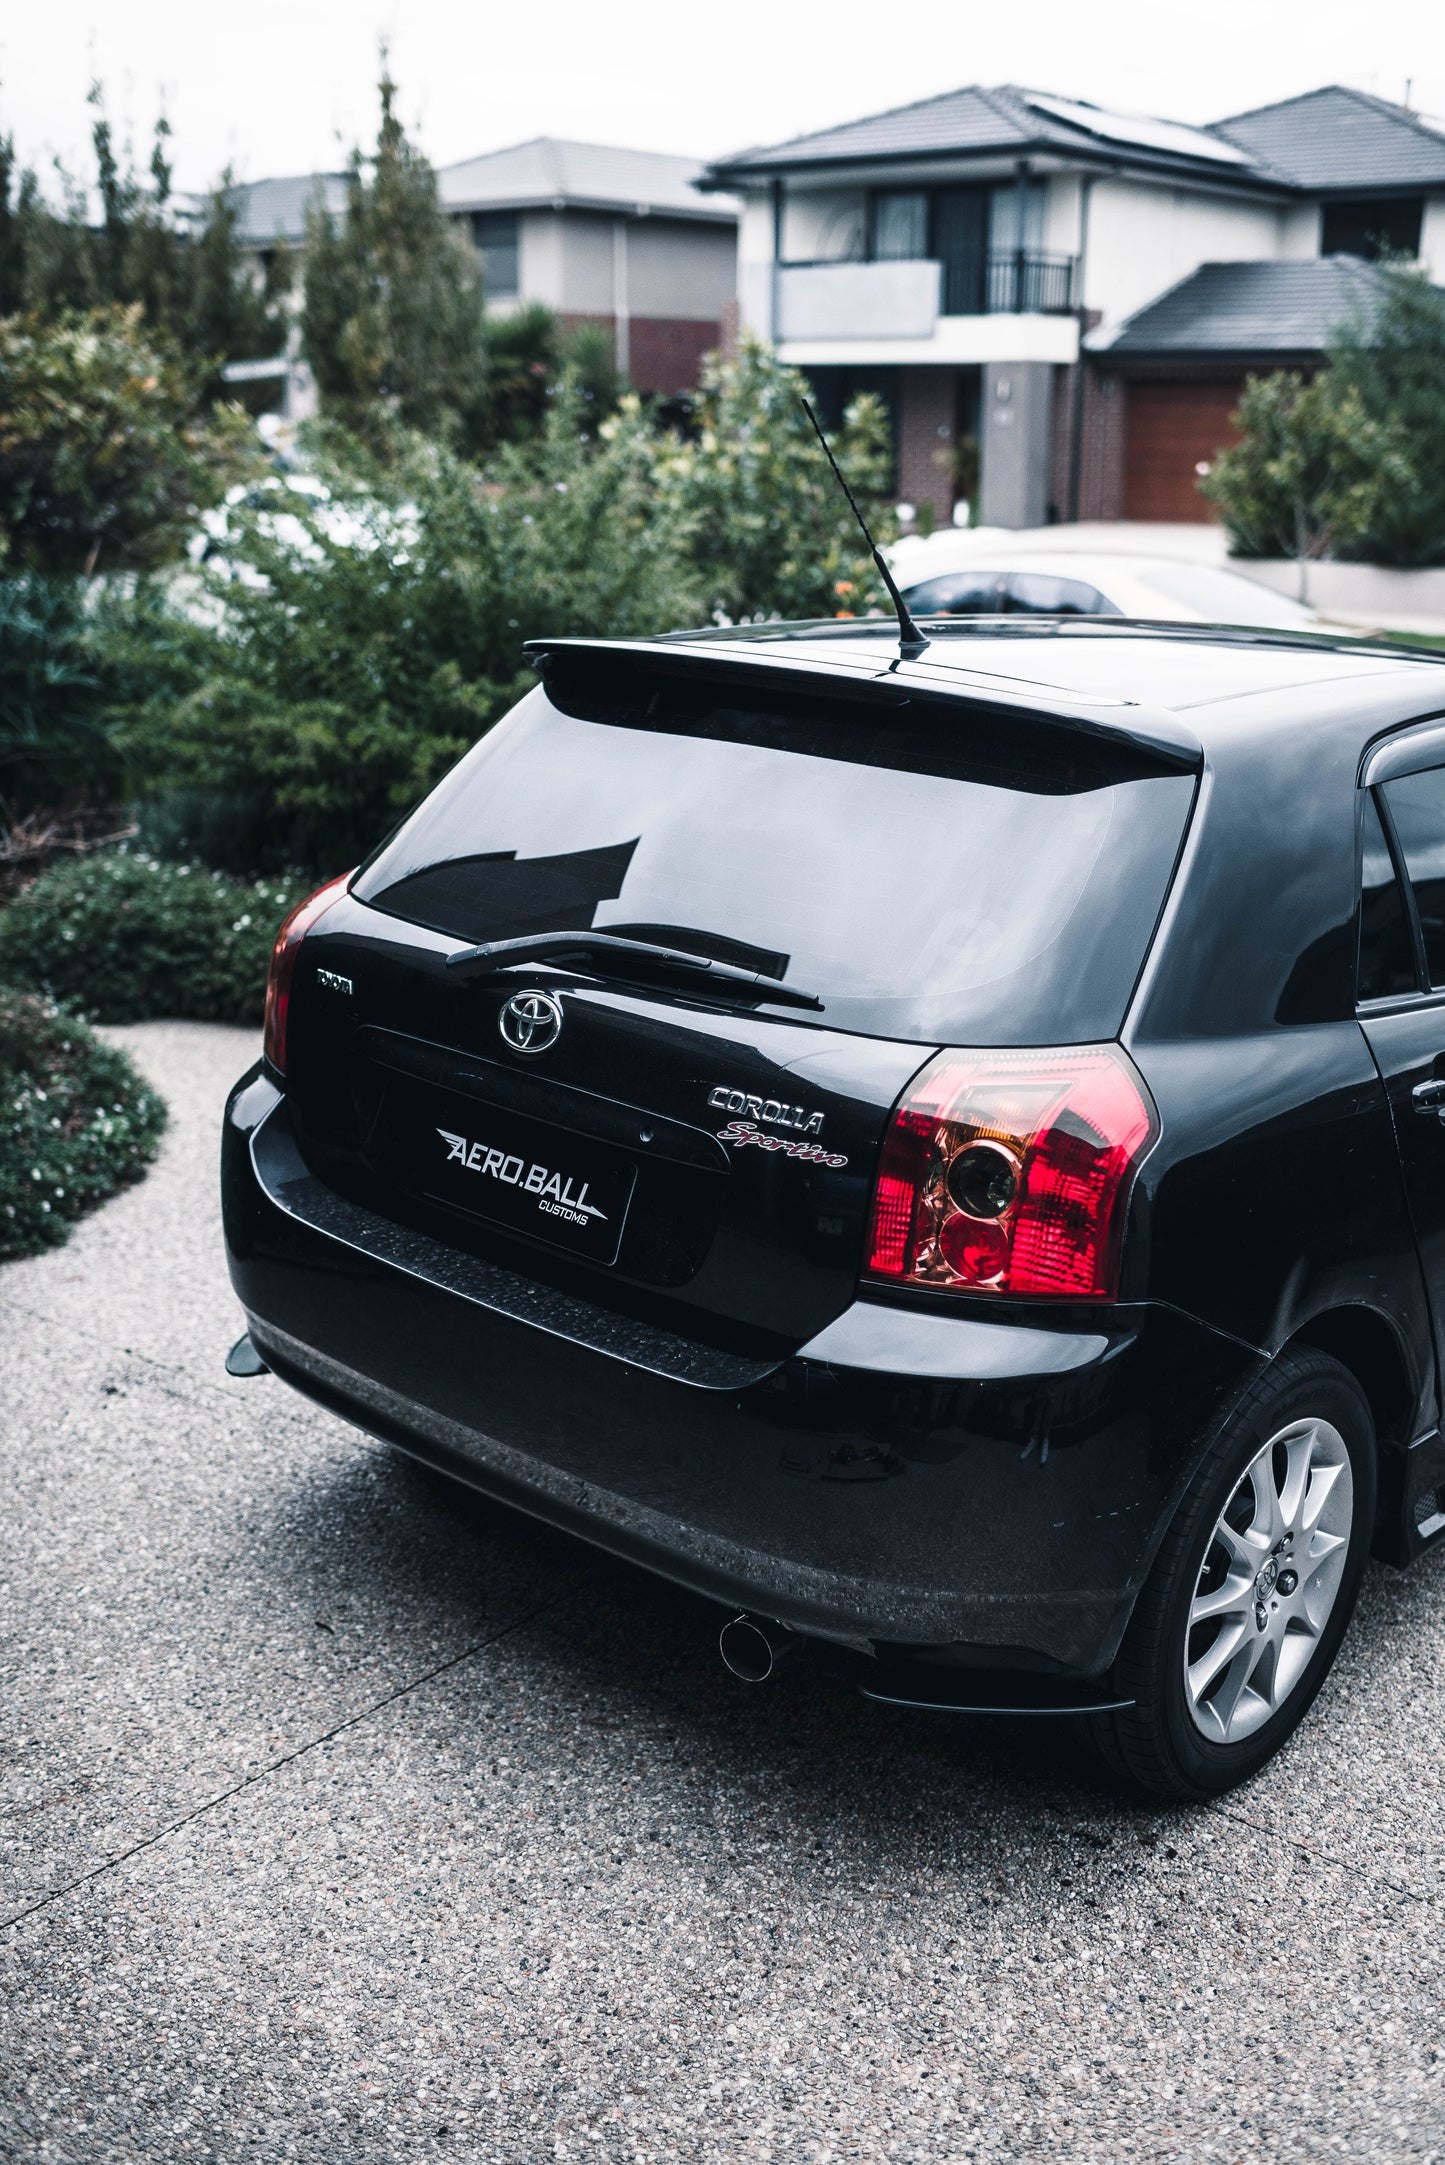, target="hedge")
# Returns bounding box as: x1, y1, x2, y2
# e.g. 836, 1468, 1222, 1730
0, 852, 305, 1025
0, 985, 167, 1261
